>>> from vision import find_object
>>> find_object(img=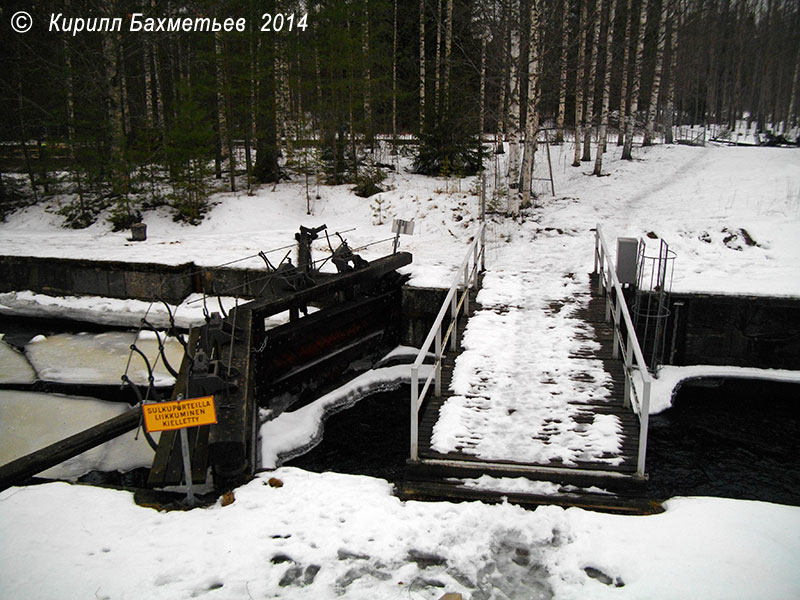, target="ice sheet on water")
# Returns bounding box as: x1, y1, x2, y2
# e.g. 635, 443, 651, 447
0, 338, 36, 384
25, 331, 184, 386
0, 390, 157, 478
